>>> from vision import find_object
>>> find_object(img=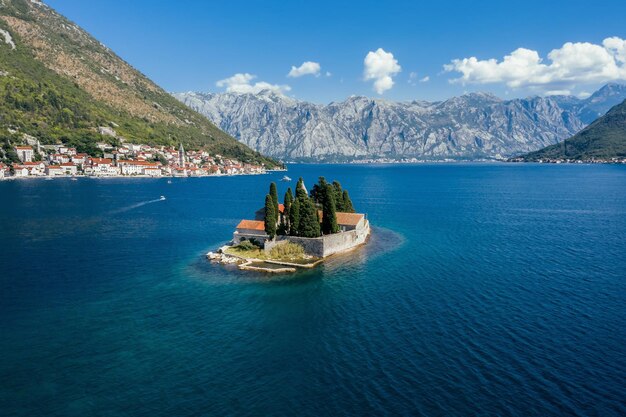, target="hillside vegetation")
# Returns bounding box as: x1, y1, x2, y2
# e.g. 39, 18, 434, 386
0, 0, 277, 166
519, 99, 626, 161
